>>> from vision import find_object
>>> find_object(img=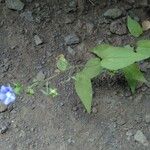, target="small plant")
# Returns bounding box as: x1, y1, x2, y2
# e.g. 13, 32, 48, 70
74, 40, 150, 113
0, 16, 149, 114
